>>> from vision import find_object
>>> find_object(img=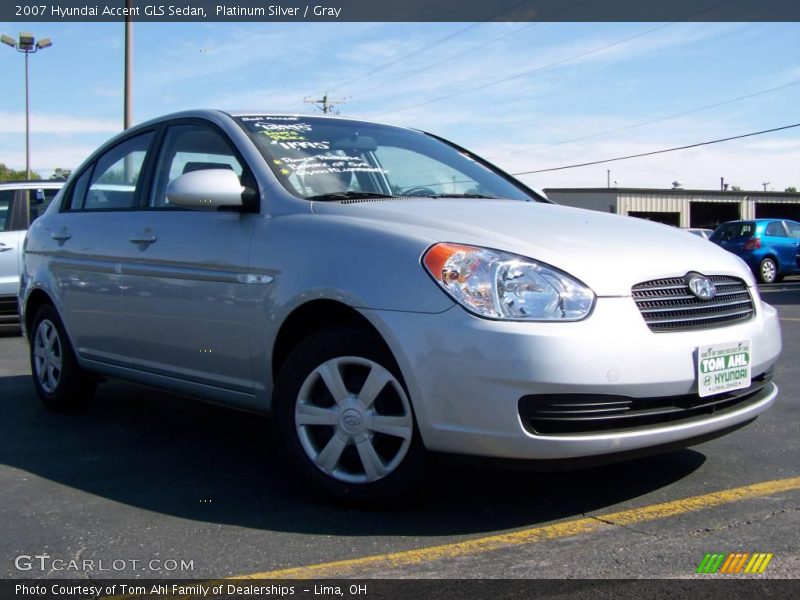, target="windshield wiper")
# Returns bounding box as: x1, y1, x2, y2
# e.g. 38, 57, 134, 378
306, 191, 398, 201
418, 193, 499, 199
